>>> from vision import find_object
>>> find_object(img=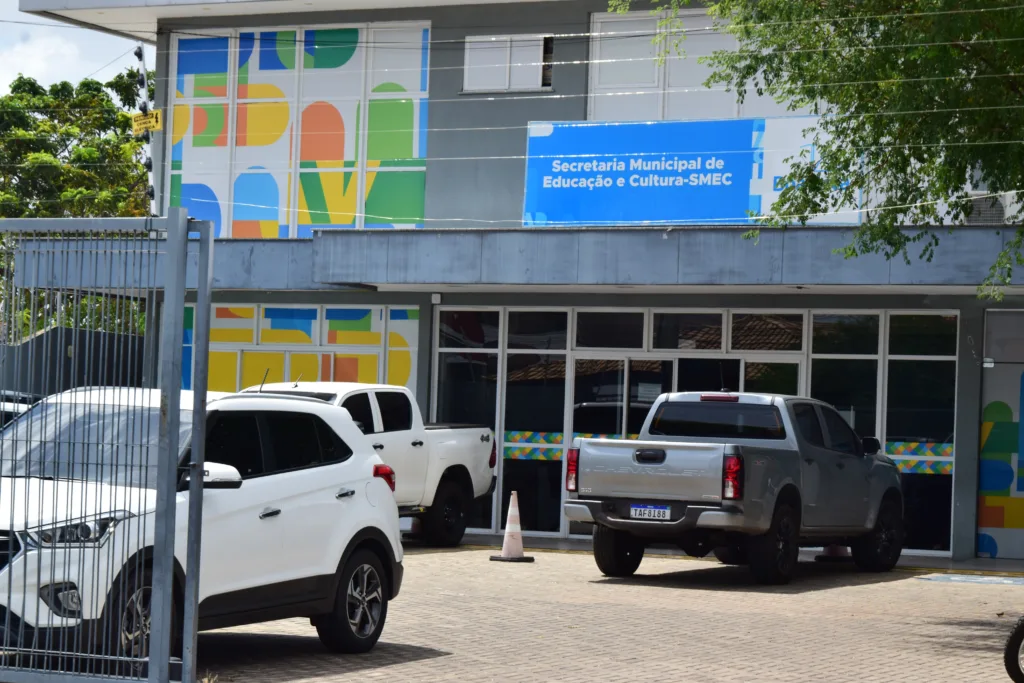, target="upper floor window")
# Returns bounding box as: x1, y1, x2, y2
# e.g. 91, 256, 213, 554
464, 34, 554, 92
589, 12, 796, 122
